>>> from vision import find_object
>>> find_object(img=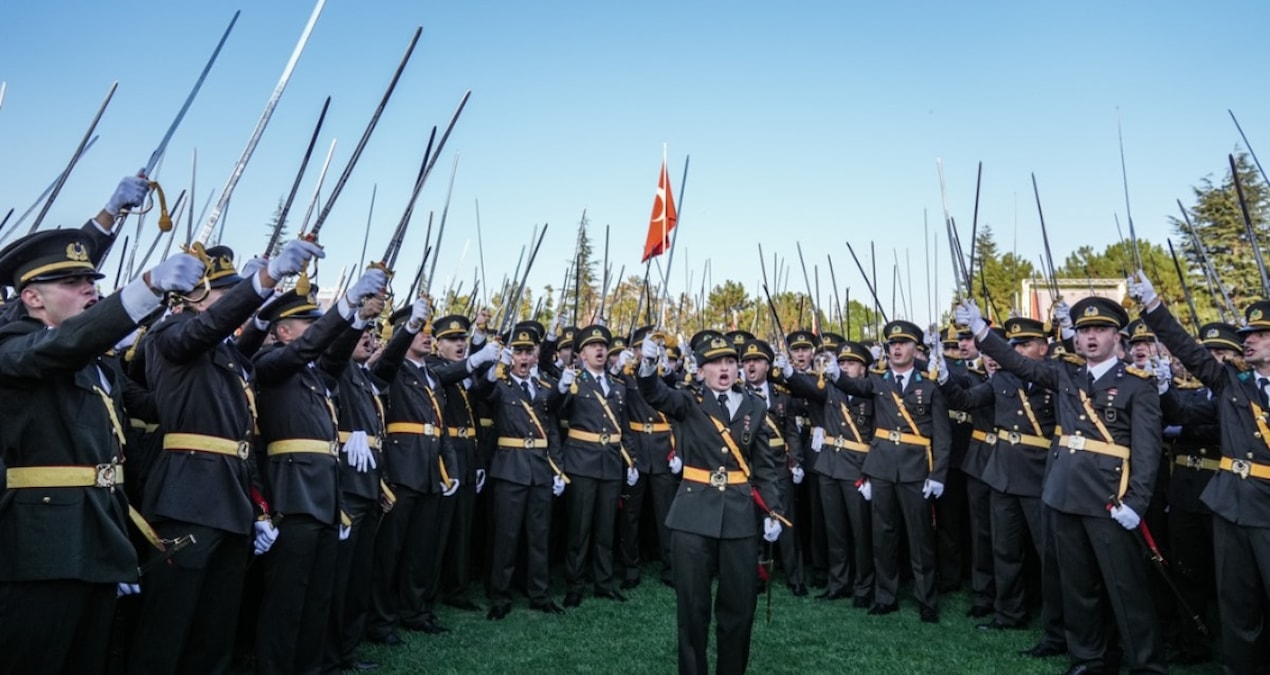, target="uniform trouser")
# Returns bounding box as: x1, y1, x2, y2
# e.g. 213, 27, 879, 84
442, 445, 478, 600
620, 470, 677, 583
256, 515, 338, 675
819, 473, 873, 600
488, 479, 554, 608
672, 530, 758, 675
0, 580, 115, 675
935, 466, 967, 590
1036, 502, 1067, 649
965, 475, 995, 609
1213, 515, 1270, 674
1052, 510, 1165, 673
565, 476, 620, 595
324, 496, 380, 671
129, 522, 249, 675
989, 490, 1041, 625
366, 487, 448, 637
1168, 508, 1214, 659
775, 473, 804, 586
872, 478, 937, 609
805, 469, 828, 579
